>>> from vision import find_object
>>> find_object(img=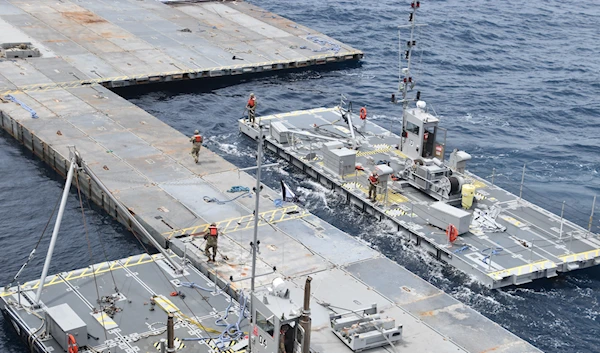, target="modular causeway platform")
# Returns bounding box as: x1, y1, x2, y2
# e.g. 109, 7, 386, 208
0, 83, 541, 352
239, 107, 600, 289
0, 0, 361, 94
